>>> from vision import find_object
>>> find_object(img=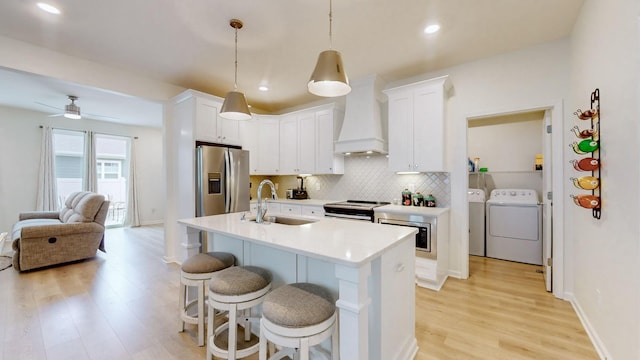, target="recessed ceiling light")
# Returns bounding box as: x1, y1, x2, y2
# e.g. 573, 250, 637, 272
37, 2, 61, 14
424, 24, 440, 34
258, 85, 269, 92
